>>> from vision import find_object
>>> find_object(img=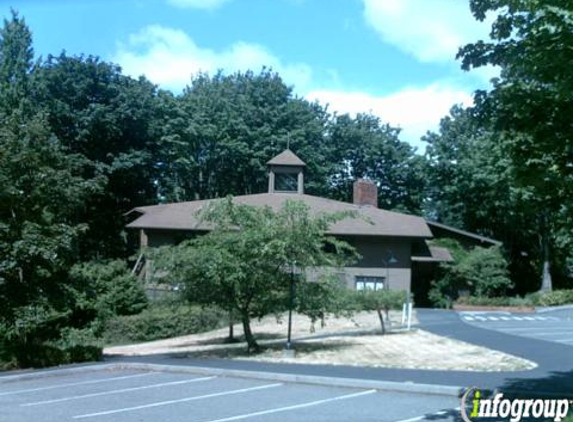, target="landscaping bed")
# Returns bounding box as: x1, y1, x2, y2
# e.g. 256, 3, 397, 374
105, 311, 536, 372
